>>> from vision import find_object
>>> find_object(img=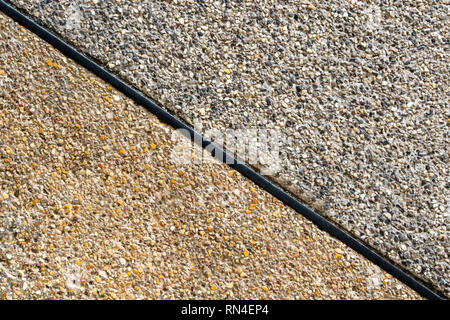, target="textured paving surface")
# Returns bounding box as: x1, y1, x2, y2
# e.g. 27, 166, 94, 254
7, 0, 449, 295
0, 12, 423, 299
